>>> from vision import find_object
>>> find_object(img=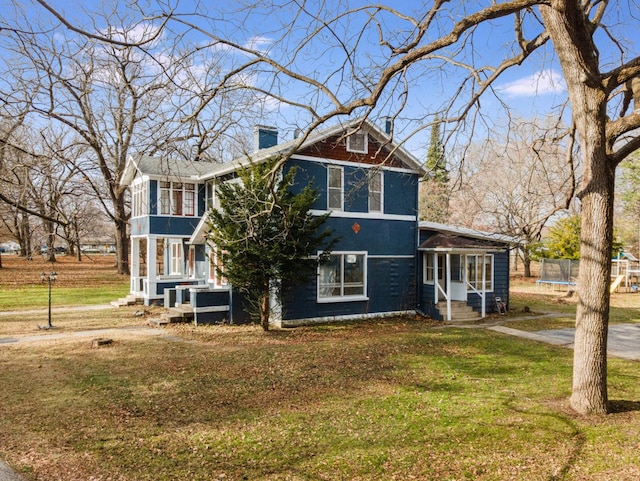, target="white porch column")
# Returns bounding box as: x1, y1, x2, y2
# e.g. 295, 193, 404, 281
446, 252, 452, 321
148, 237, 157, 283
433, 253, 438, 306
481, 253, 486, 317
130, 238, 140, 294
